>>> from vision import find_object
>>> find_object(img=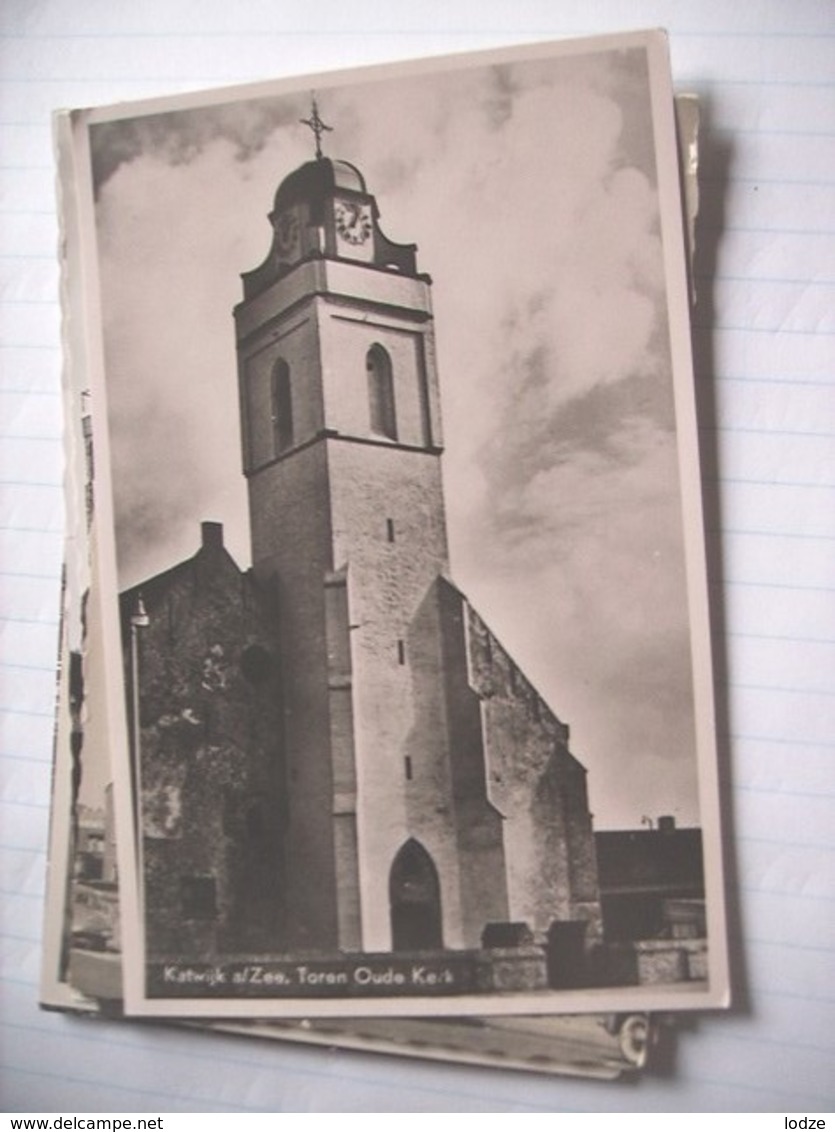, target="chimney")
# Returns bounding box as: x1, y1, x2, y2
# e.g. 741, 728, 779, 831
201, 521, 224, 549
